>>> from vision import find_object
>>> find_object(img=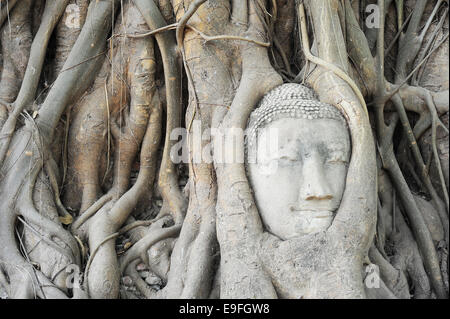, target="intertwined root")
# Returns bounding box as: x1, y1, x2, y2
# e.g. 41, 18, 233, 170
0, 0, 117, 299
0, 121, 79, 299
0, 0, 448, 299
